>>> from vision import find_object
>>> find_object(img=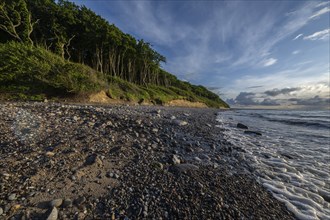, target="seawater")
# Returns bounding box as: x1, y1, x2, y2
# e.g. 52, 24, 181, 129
216, 109, 330, 220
